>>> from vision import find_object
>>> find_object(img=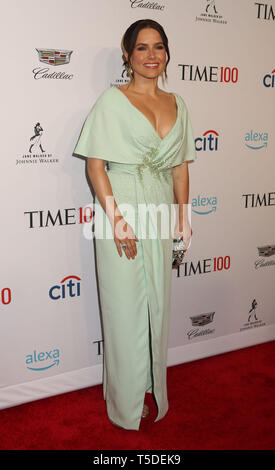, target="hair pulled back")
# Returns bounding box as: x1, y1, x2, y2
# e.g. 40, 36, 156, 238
121, 19, 170, 79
